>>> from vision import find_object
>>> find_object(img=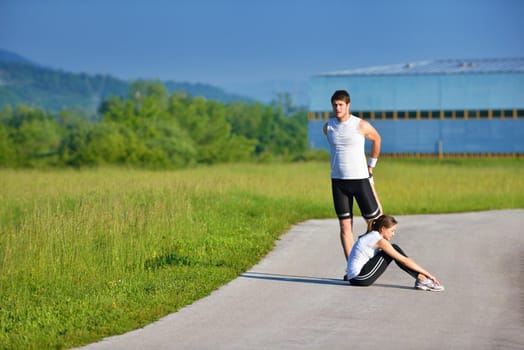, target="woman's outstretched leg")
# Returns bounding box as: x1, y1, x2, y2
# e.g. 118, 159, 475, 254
349, 244, 425, 286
